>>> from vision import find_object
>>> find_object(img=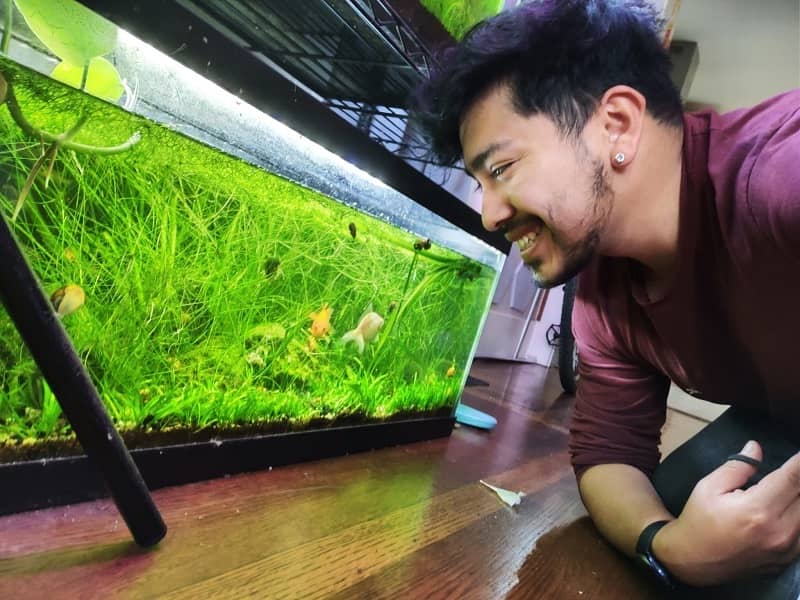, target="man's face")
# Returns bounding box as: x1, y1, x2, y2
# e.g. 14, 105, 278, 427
459, 85, 614, 288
